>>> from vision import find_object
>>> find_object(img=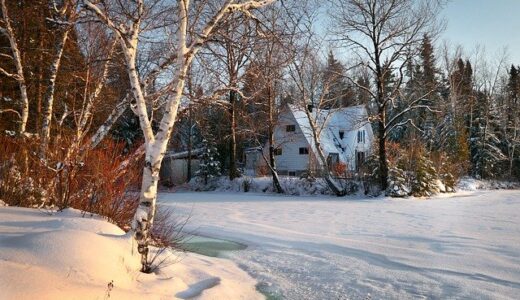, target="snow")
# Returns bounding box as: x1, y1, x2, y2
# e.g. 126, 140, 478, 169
190, 176, 332, 195
159, 190, 520, 299
0, 207, 262, 300
457, 177, 520, 191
